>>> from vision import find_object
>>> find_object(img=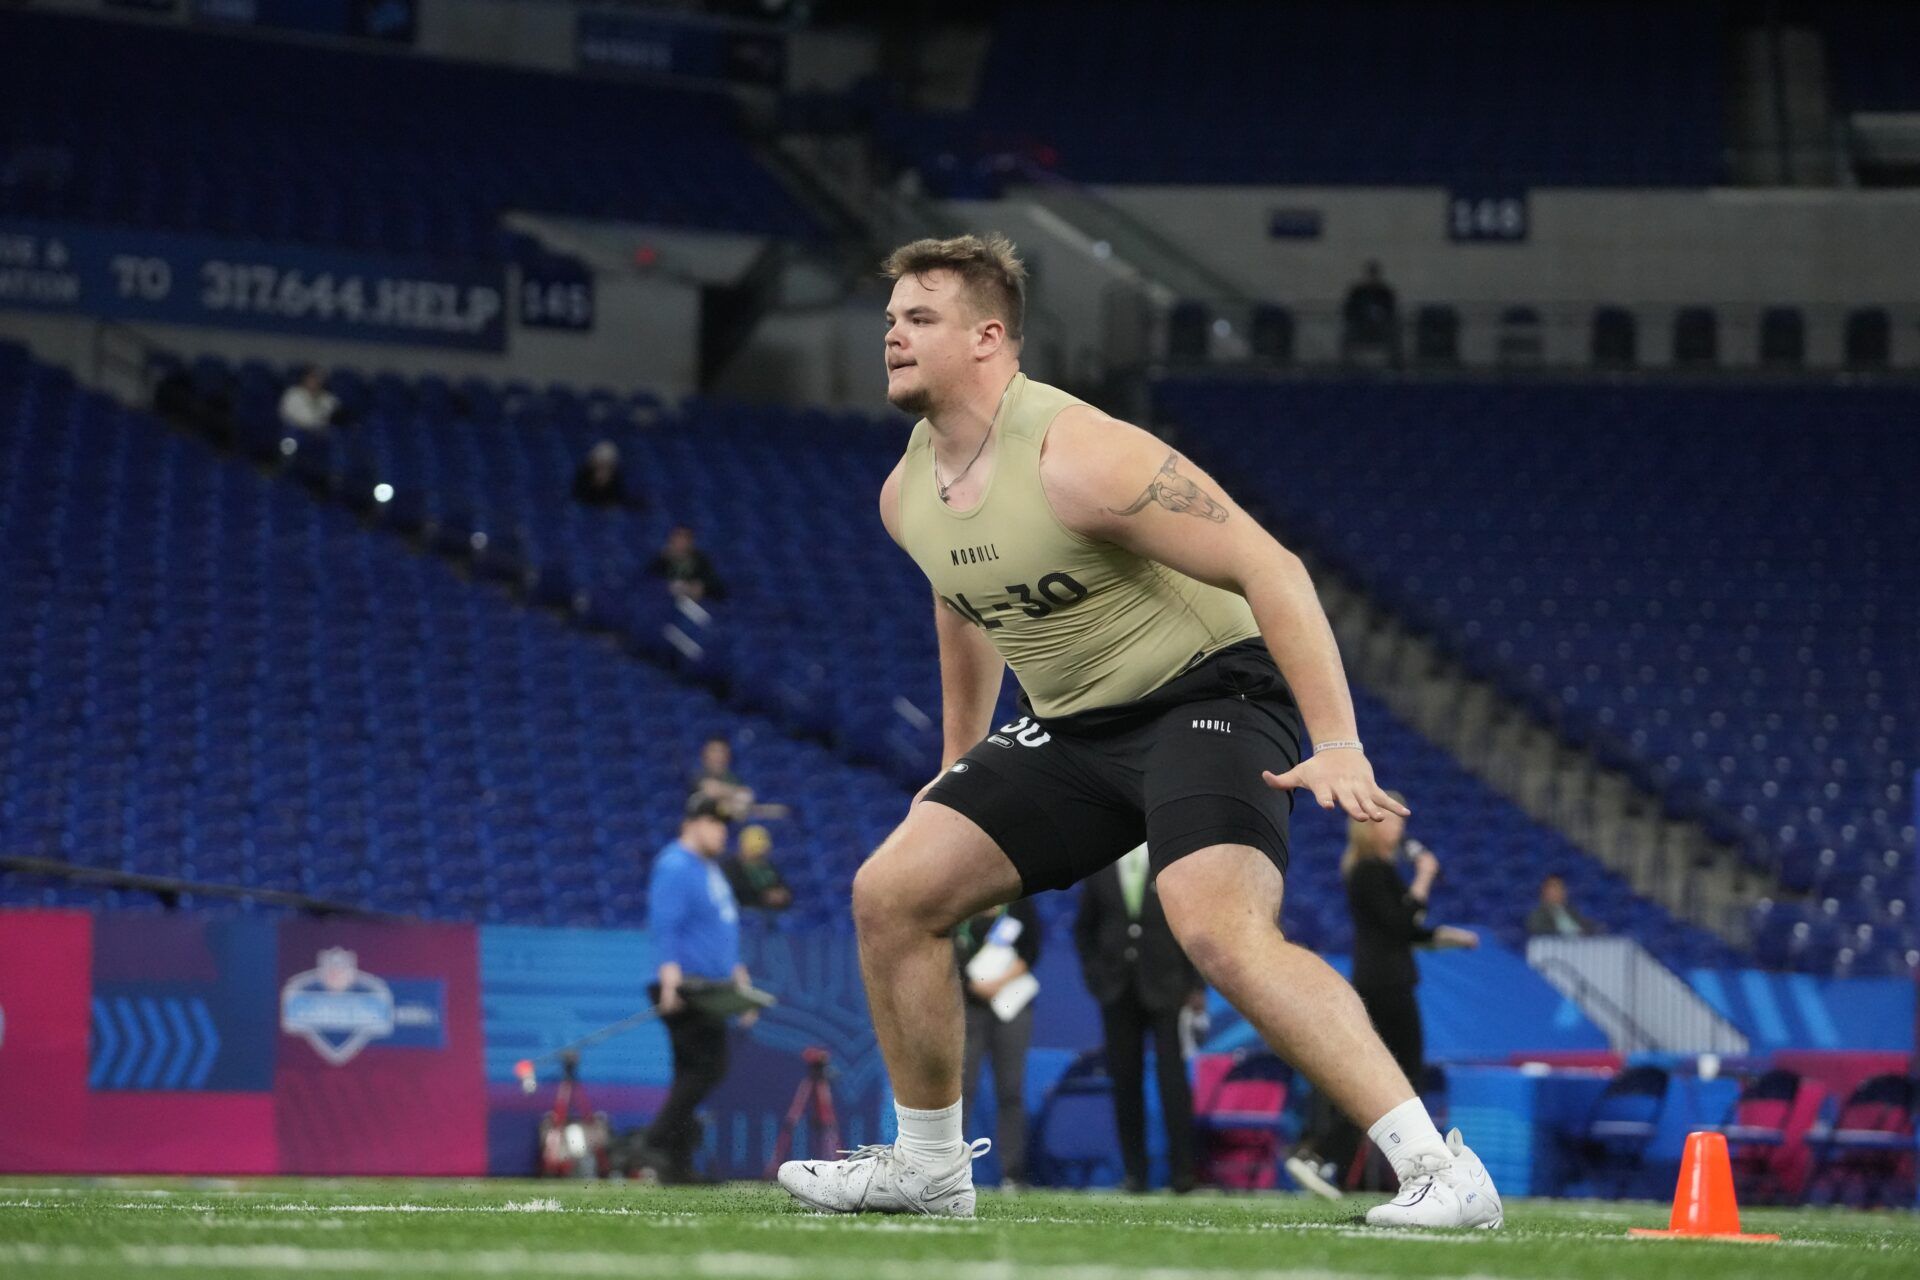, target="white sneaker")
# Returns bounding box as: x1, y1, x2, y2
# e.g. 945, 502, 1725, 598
1364, 1128, 1503, 1229
778, 1139, 991, 1217
1284, 1154, 1345, 1201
